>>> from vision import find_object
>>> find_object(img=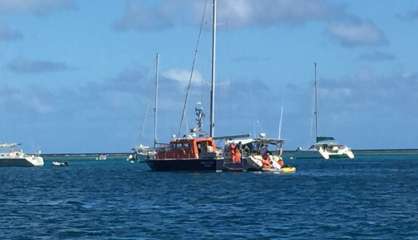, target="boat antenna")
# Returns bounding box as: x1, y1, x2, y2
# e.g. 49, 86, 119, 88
153, 53, 159, 148
278, 106, 284, 139
140, 102, 151, 142
314, 62, 318, 143
209, 0, 217, 137
177, 0, 208, 136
